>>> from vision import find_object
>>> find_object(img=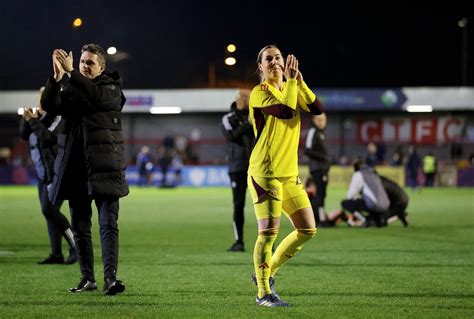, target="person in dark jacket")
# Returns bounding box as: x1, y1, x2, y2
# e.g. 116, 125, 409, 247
304, 113, 331, 225
220, 89, 254, 252
341, 160, 390, 227
19, 97, 77, 265
41, 44, 129, 295
379, 175, 409, 226
406, 145, 421, 192
365, 142, 378, 168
